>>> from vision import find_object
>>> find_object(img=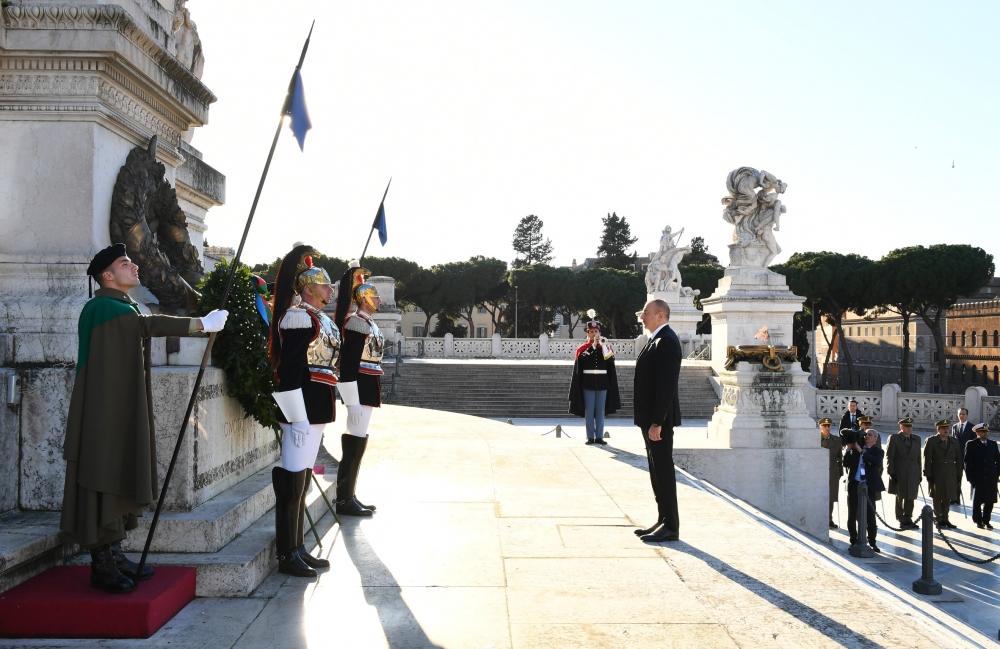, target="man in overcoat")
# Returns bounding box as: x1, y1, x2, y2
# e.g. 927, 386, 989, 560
924, 419, 962, 529
964, 423, 999, 529
819, 417, 842, 529
632, 299, 682, 543
886, 418, 921, 530
60, 244, 228, 592
844, 428, 885, 552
